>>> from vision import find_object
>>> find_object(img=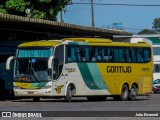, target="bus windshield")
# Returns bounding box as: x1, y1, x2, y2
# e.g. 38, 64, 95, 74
14, 47, 53, 82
